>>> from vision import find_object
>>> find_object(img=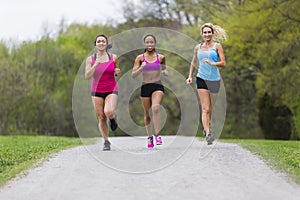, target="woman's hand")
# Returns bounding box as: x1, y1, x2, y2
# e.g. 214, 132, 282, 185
114, 68, 120, 76
162, 69, 168, 76
186, 77, 192, 84
202, 58, 214, 66
95, 57, 101, 65
140, 61, 146, 70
